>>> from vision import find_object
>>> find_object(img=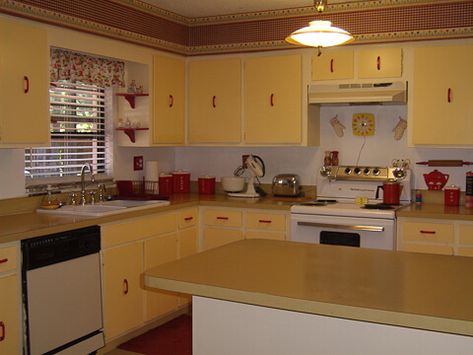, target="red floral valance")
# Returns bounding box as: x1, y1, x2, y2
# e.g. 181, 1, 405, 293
50, 48, 125, 88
